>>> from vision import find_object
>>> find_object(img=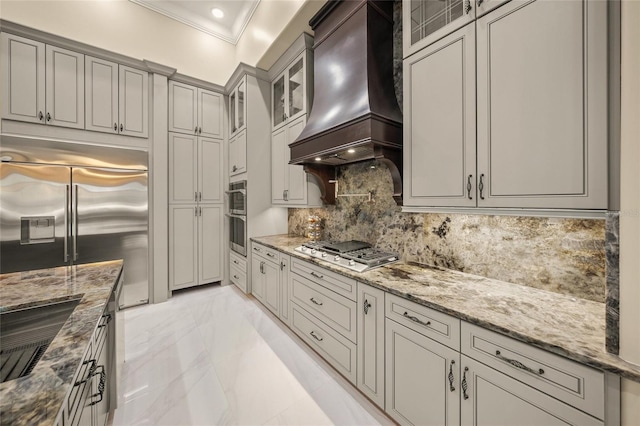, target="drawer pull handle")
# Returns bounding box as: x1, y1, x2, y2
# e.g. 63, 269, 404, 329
495, 350, 545, 375
310, 297, 323, 306
266, 252, 276, 258
75, 359, 97, 386
310, 271, 324, 279
233, 275, 239, 279
310, 331, 323, 342
403, 311, 431, 327
254, 247, 261, 252
363, 299, 371, 315
97, 313, 112, 328
448, 360, 456, 392
90, 365, 106, 405
462, 367, 469, 400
